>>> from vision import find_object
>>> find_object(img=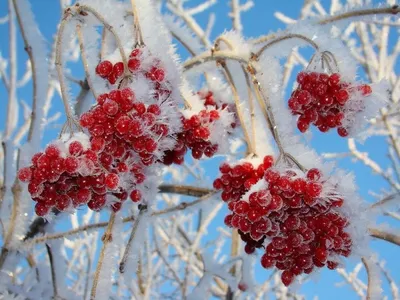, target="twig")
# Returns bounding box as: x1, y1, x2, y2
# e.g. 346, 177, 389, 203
129, 0, 144, 47
46, 244, 59, 299
0, 150, 22, 270
230, 0, 242, 34
254, 33, 319, 60
152, 190, 217, 217
5, 0, 17, 139
219, 62, 255, 155
361, 257, 373, 300
158, 184, 213, 197
27, 216, 134, 245
119, 208, 146, 273
76, 24, 98, 99
12, 0, 38, 143
90, 211, 116, 300
318, 5, 400, 25
370, 193, 398, 209
183, 50, 248, 72
99, 27, 107, 60
369, 228, 400, 246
